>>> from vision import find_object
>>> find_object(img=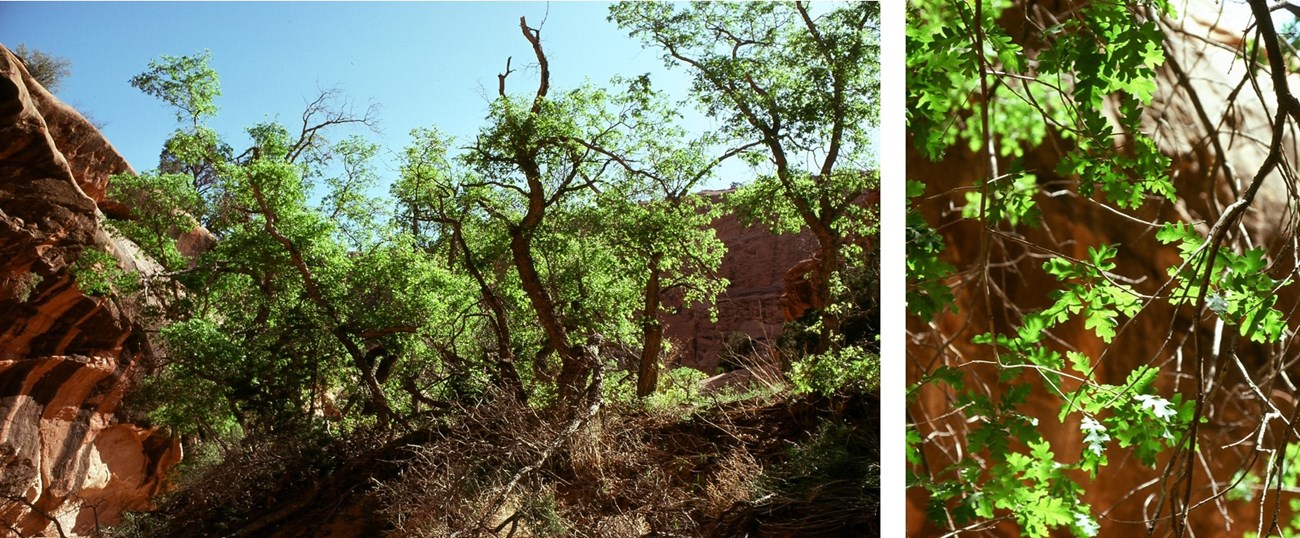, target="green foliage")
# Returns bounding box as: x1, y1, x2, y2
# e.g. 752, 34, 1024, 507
108, 12, 878, 532
908, 0, 1011, 159
129, 50, 220, 126
977, 440, 1096, 537
603, 364, 710, 417
142, 319, 246, 438
906, 180, 956, 317
790, 345, 880, 395
961, 172, 1040, 227
319, 136, 387, 249
108, 170, 204, 271
1157, 223, 1287, 343
904, 1, 1218, 536
610, 2, 879, 166
159, 126, 232, 198
613, 2, 880, 392
113, 13, 767, 433
11, 271, 43, 303
70, 245, 139, 297
1066, 366, 1194, 467
909, 0, 1173, 209
1035, 246, 1143, 344
114, 53, 429, 433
